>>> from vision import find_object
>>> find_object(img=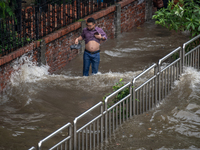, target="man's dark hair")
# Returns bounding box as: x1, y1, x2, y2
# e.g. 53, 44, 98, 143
87, 18, 95, 24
